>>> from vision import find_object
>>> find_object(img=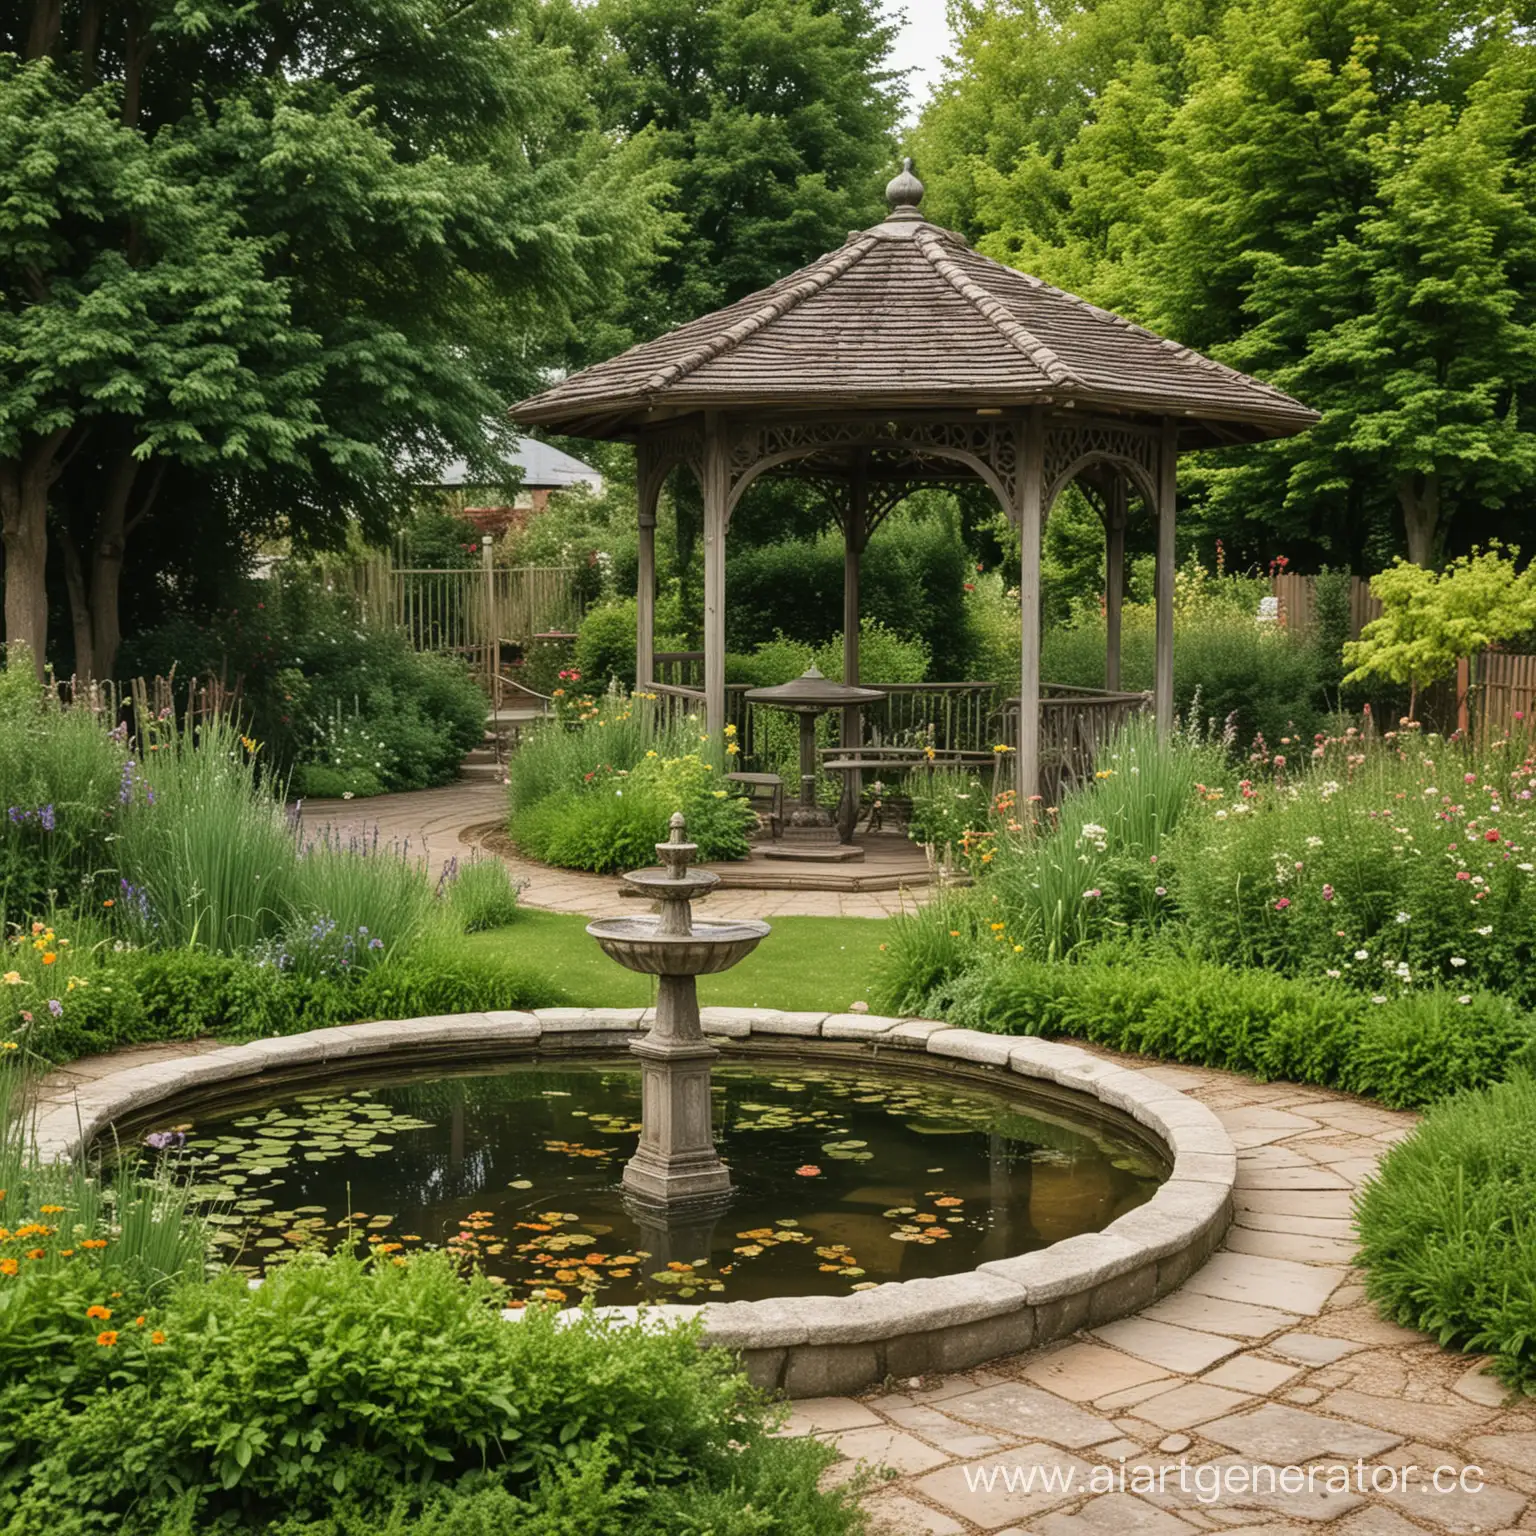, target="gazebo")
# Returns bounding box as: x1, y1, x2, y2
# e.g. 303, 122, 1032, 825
510, 162, 1317, 802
